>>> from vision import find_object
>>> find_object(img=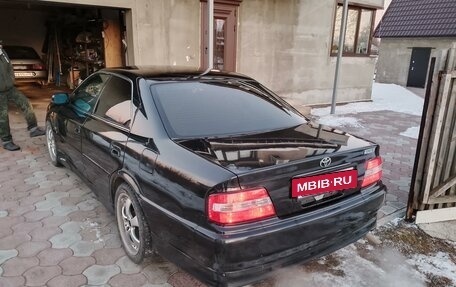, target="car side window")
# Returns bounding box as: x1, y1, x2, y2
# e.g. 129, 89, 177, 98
94, 76, 132, 127
71, 73, 110, 117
